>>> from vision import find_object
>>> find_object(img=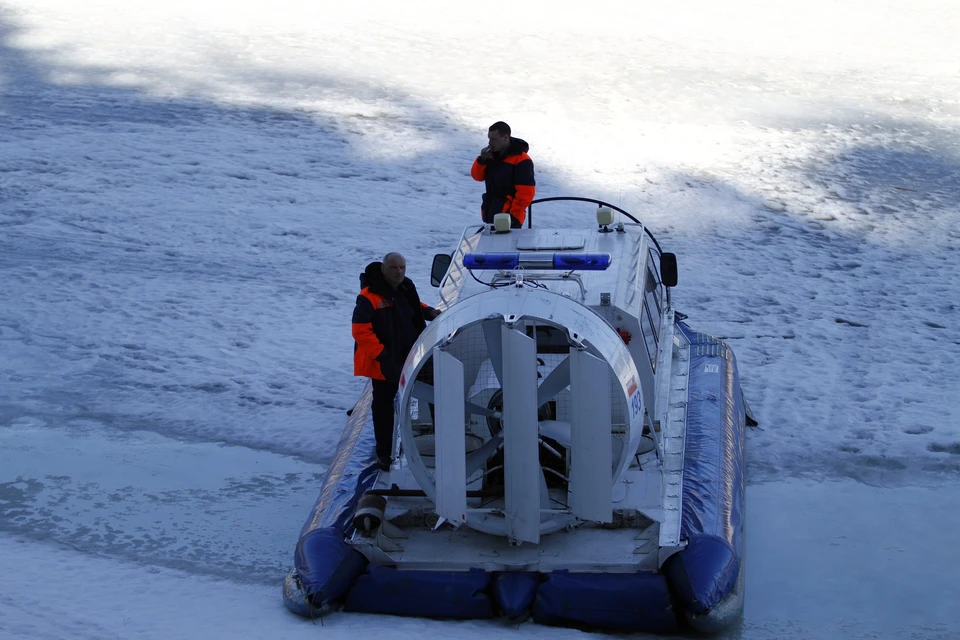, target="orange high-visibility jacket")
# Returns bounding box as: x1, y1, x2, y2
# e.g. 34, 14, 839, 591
471, 136, 535, 226
352, 262, 434, 381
